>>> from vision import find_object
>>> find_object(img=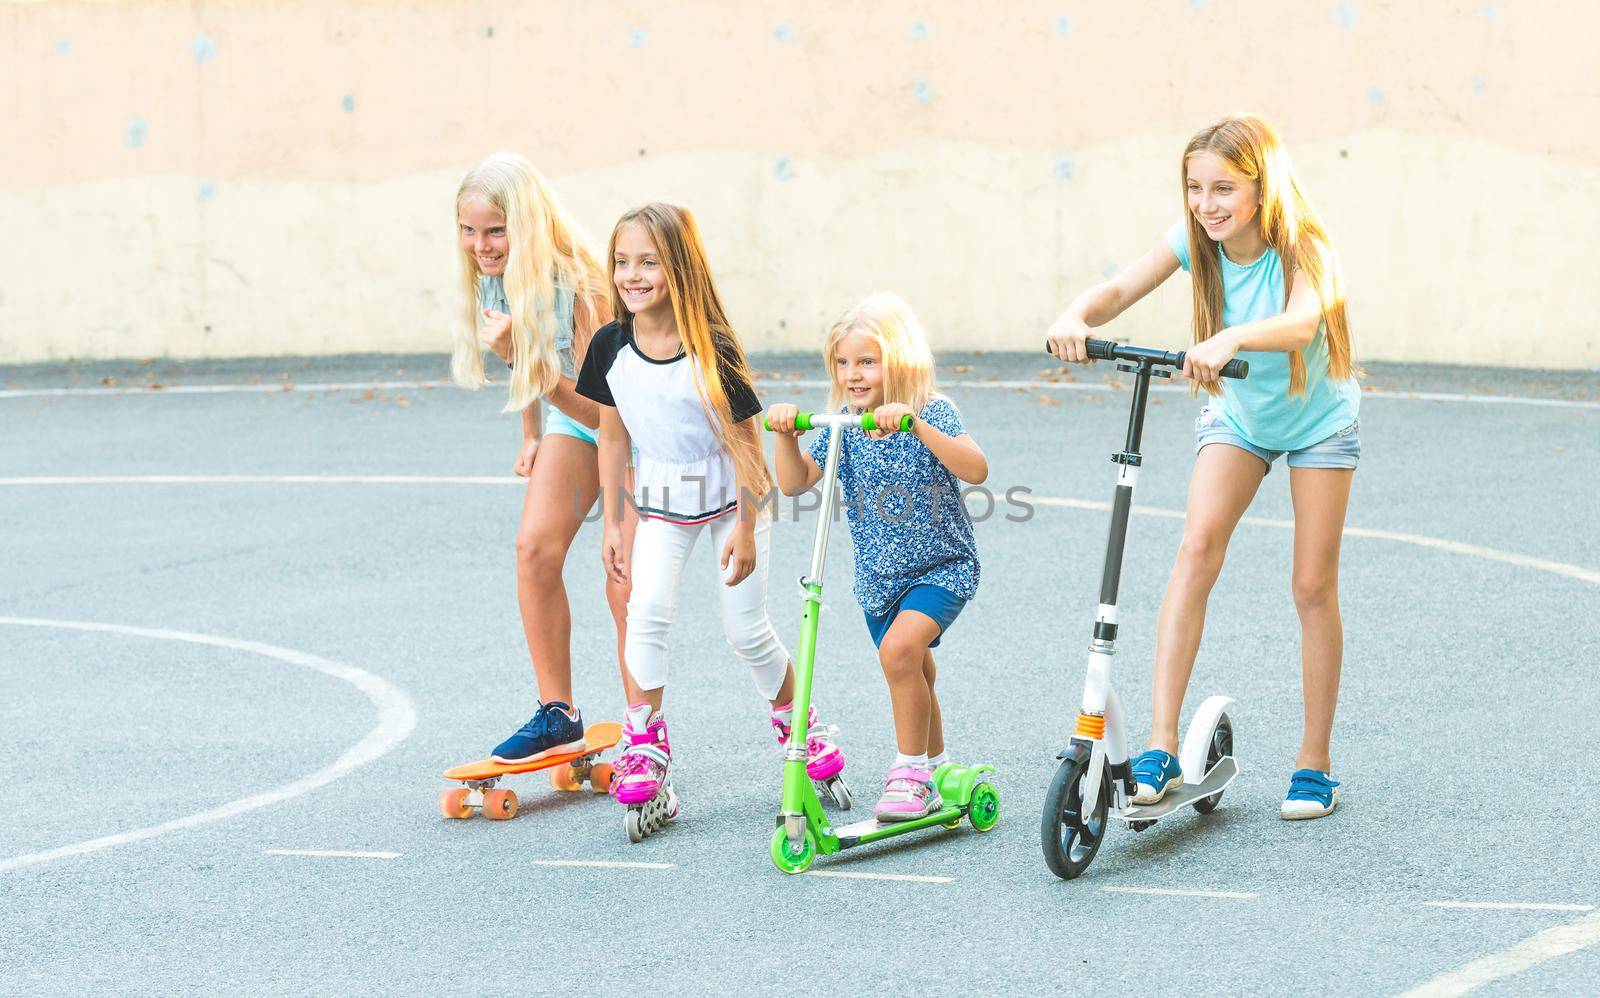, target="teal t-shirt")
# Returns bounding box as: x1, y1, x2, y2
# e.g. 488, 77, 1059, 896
1165, 220, 1359, 452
